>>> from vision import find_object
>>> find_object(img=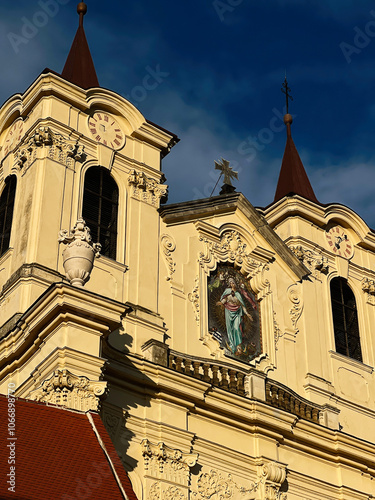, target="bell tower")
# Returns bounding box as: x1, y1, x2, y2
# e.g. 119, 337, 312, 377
0, 2, 177, 396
